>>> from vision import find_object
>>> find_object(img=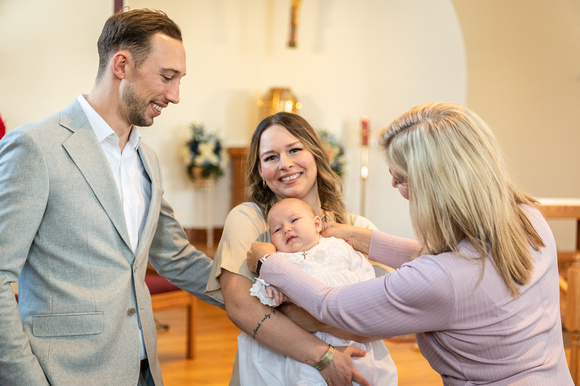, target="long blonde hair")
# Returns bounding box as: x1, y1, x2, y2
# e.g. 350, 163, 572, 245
378, 102, 544, 296
246, 112, 347, 223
